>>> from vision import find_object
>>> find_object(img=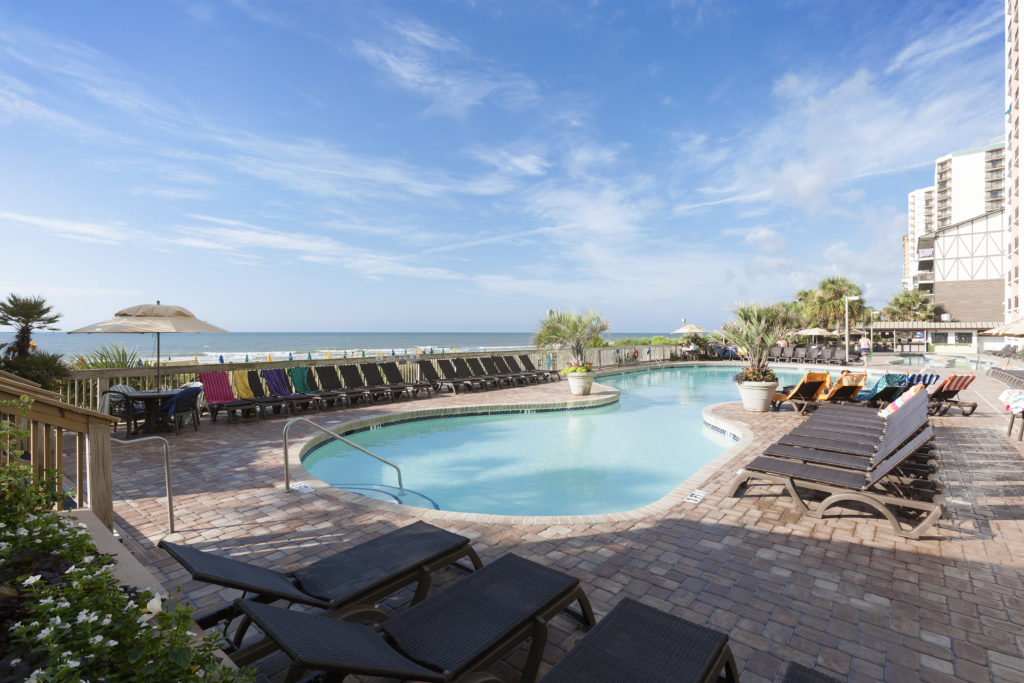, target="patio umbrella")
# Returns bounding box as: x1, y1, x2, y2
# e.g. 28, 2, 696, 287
796, 327, 832, 337
671, 318, 708, 335
982, 319, 1024, 336
68, 302, 228, 387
